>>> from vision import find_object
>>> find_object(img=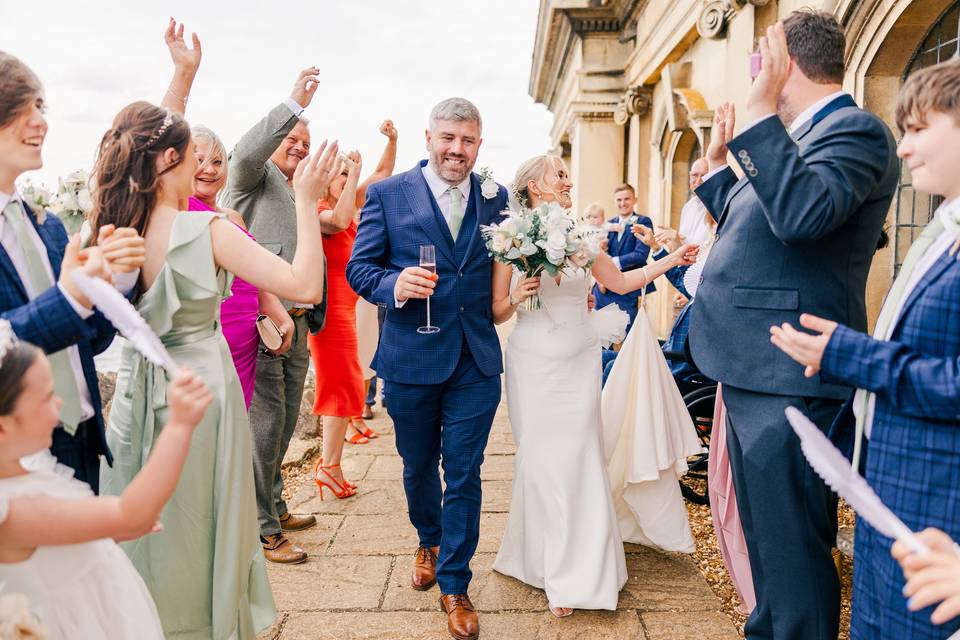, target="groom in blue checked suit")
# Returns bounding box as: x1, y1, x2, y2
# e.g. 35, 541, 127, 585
688, 13, 898, 640
347, 98, 506, 640
0, 52, 139, 492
